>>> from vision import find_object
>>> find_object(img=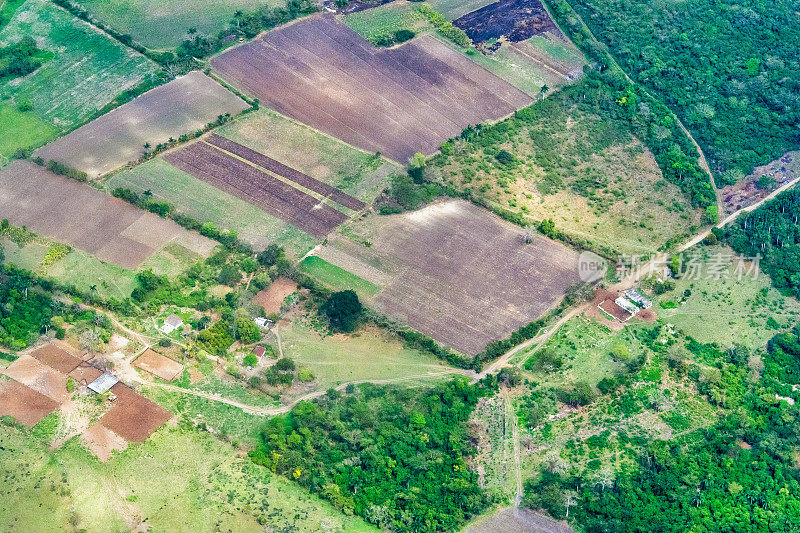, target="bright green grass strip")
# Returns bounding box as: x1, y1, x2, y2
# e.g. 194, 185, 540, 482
299, 255, 380, 297
0, 103, 59, 159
